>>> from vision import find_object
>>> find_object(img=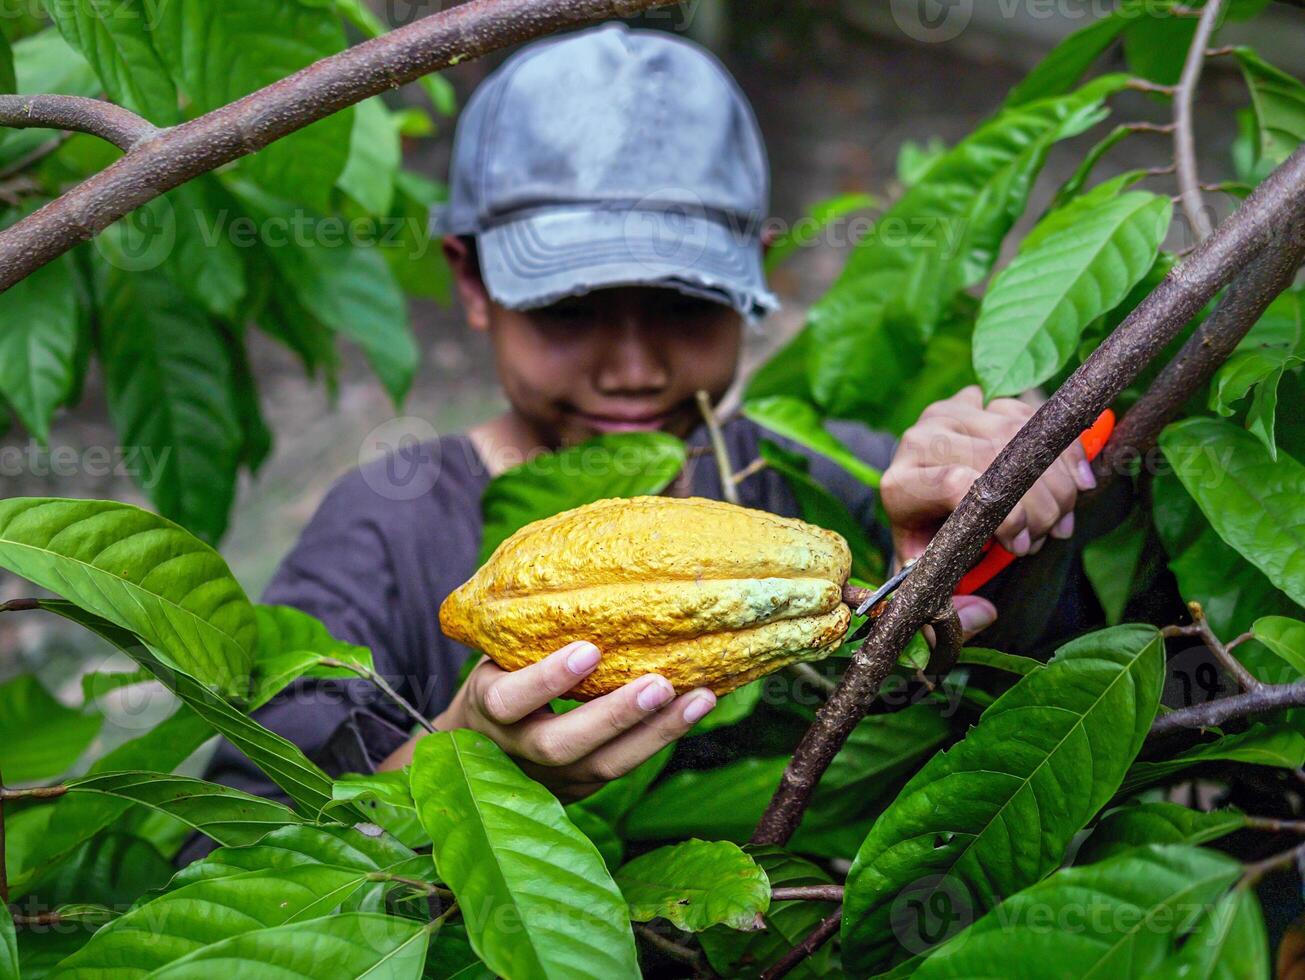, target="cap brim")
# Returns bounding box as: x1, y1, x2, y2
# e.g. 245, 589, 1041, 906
476, 206, 779, 325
